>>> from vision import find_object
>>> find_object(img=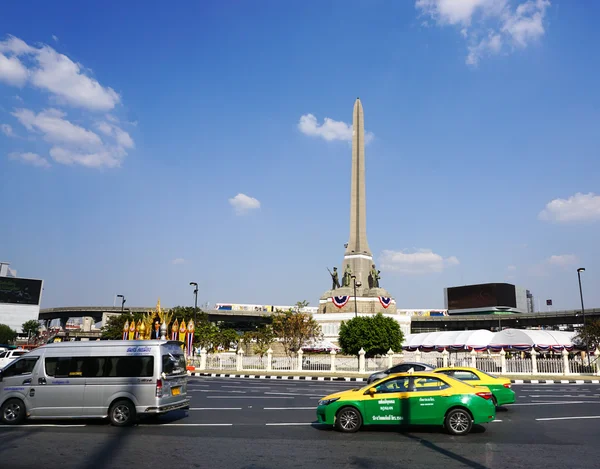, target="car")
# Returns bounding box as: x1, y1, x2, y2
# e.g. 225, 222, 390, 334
433, 366, 515, 407
367, 362, 435, 384
316, 371, 496, 436
0, 349, 28, 369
